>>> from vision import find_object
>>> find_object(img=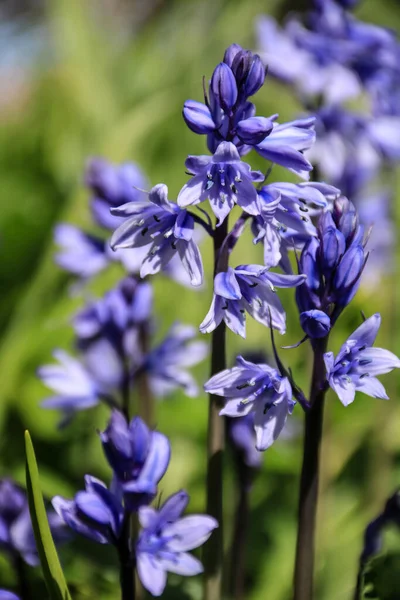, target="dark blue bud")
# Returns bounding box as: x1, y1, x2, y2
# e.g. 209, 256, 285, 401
183, 100, 216, 134
211, 63, 238, 112
300, 238, 321, 292
223, 44, 243, 68
244, 54, 265, 97
236, 116, 274, 145
231, 50, 265, 97
295, 282, 321, 313
321, 227, 346, 275
300, 310, 331, 339
333, 244, 365, 306
333, 196, 358, 243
